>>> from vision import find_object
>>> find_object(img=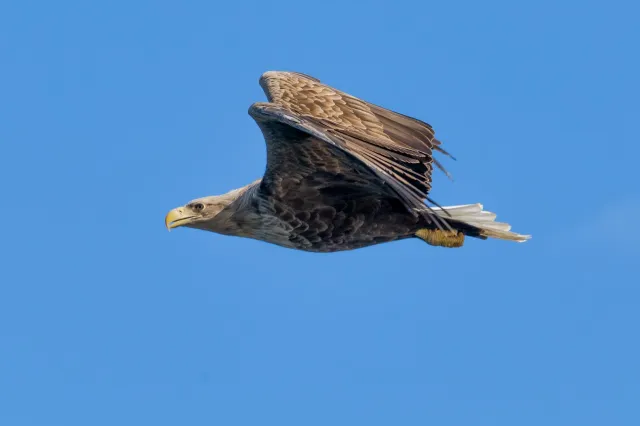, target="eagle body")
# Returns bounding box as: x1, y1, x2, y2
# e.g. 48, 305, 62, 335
165, 71, 530, 250
237, 181, 423, 253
